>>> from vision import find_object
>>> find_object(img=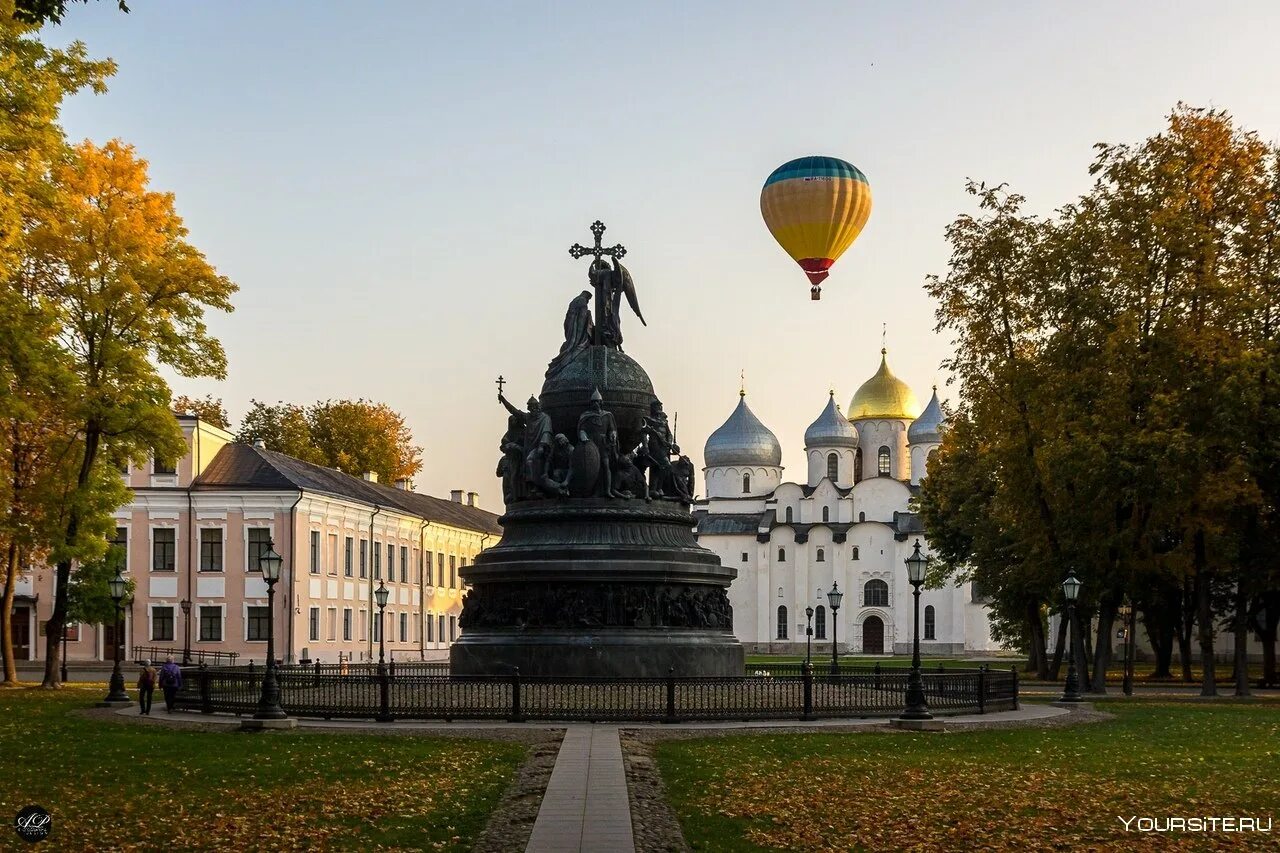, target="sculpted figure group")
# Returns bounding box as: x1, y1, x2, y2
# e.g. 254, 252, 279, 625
496, 386, 694, 506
